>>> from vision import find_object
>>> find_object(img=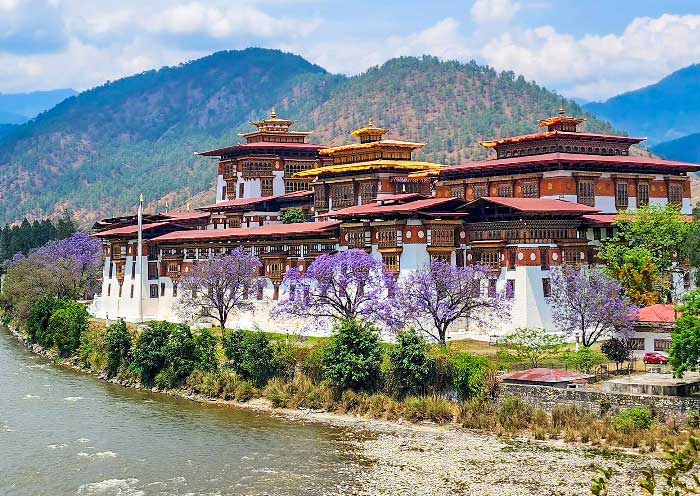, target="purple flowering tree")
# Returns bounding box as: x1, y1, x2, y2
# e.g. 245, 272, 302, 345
550, 265, 638, 347
30, 231, 103, 299
395, 261, 512, 346
274, 249, 397, 325
178, 249, 264, 333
